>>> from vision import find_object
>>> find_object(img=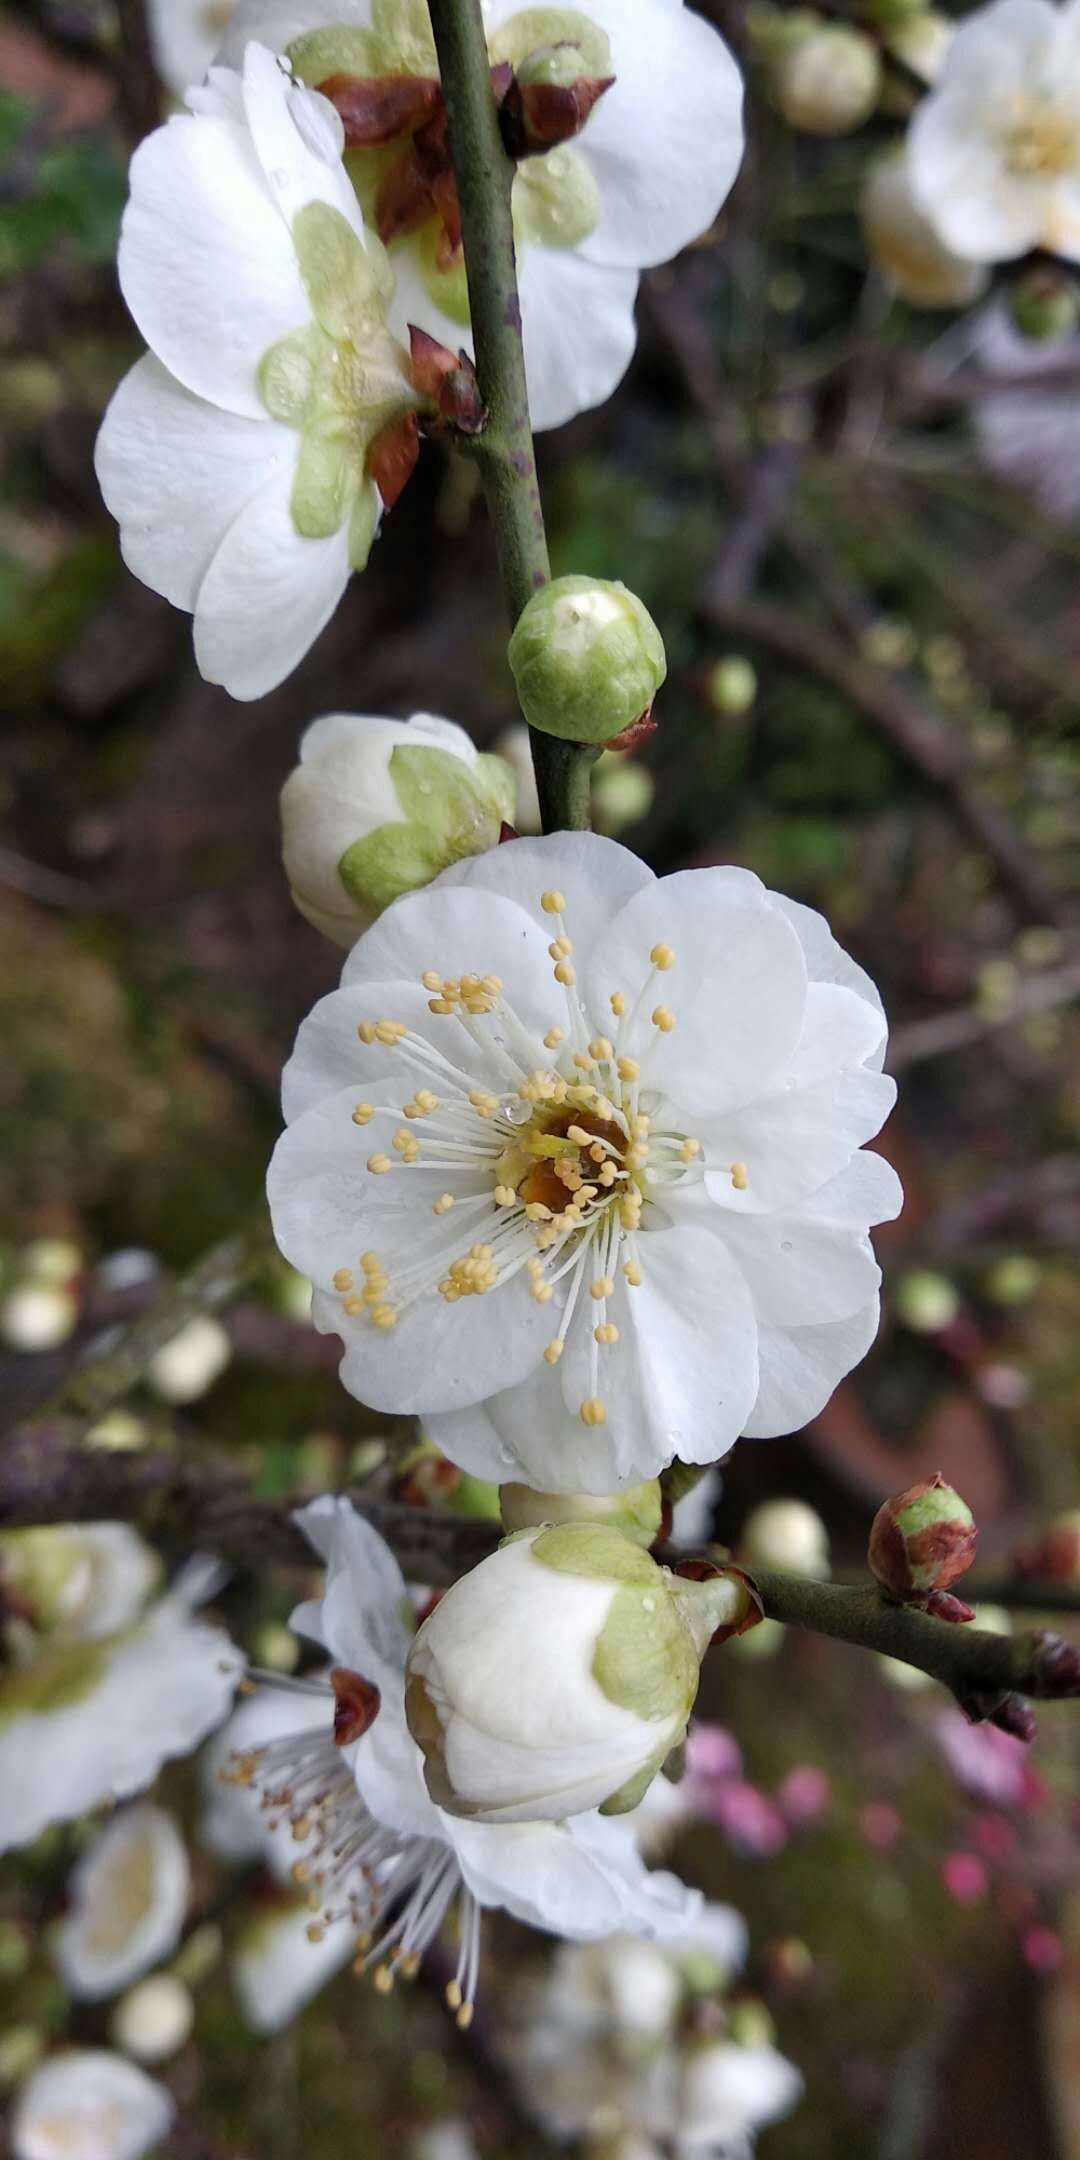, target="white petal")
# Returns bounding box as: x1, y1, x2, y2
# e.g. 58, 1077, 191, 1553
517, 247, 640, 431
199, 1685, 333, 1868
241, 42, 365, 238
118, 99, 310, 416
770, 894, 887, 1068
95, 355, 290, 613
55, 1805, 190, 2001
575, 0, 744, 269
232, 1897, 354, 2034
424, 830, 655, 956
334, 882, 560, 1048
451, 1809, 701, 1940
717, 1197, 882, 1328
11, 2051, 174, 2160
0, 1605, 241, 1856
193, 450, 352, 698
743, 1296, 883, 1439
217, 1, 374, 69
291, 1497, 413, 1682
586, 870, 808, 1119
280, 978, 495, 1122
146, 0, 218, 95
